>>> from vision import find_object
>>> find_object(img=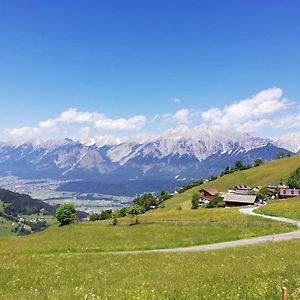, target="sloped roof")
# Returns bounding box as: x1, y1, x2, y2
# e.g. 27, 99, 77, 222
199, 188, 219, 195
235, 185, 252, 190
224, 193, 257, 204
